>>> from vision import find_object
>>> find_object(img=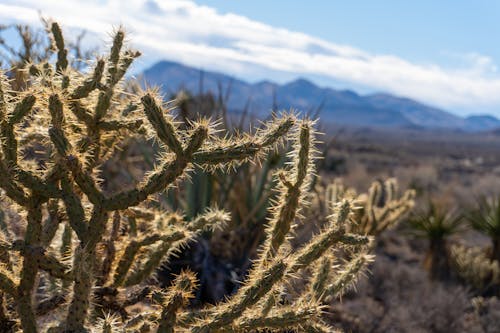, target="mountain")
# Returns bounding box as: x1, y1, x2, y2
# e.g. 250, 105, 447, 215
365, 94, 466, 129
464, 115, 500, 132
142, 60, 499, 132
